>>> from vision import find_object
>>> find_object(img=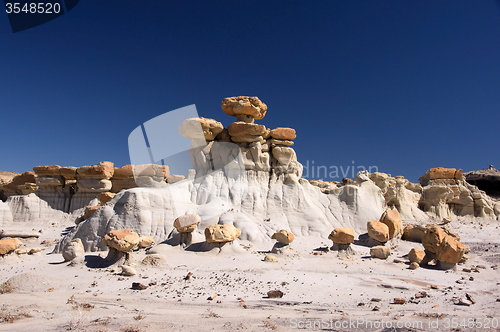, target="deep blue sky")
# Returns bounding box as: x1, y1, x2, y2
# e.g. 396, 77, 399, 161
1, 1, 499, 182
